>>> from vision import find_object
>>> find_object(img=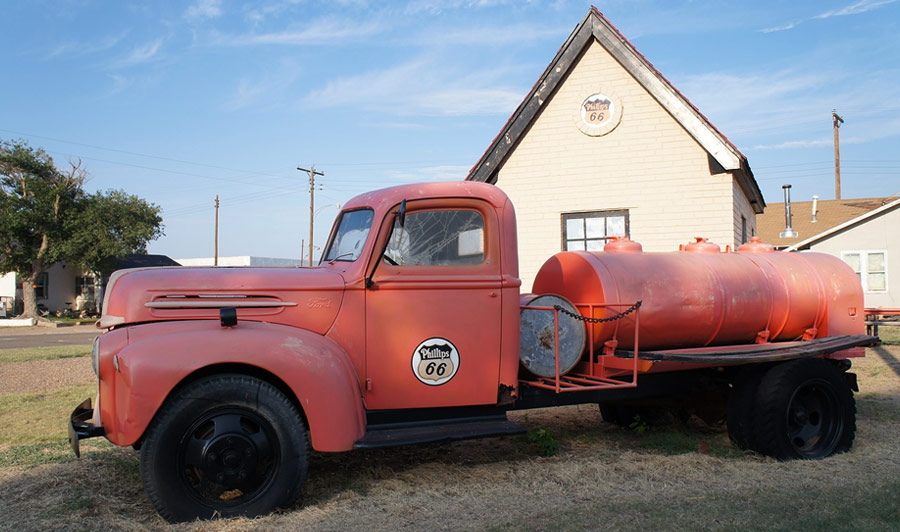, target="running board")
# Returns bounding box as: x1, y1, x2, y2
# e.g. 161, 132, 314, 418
354, 414, 526, 449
